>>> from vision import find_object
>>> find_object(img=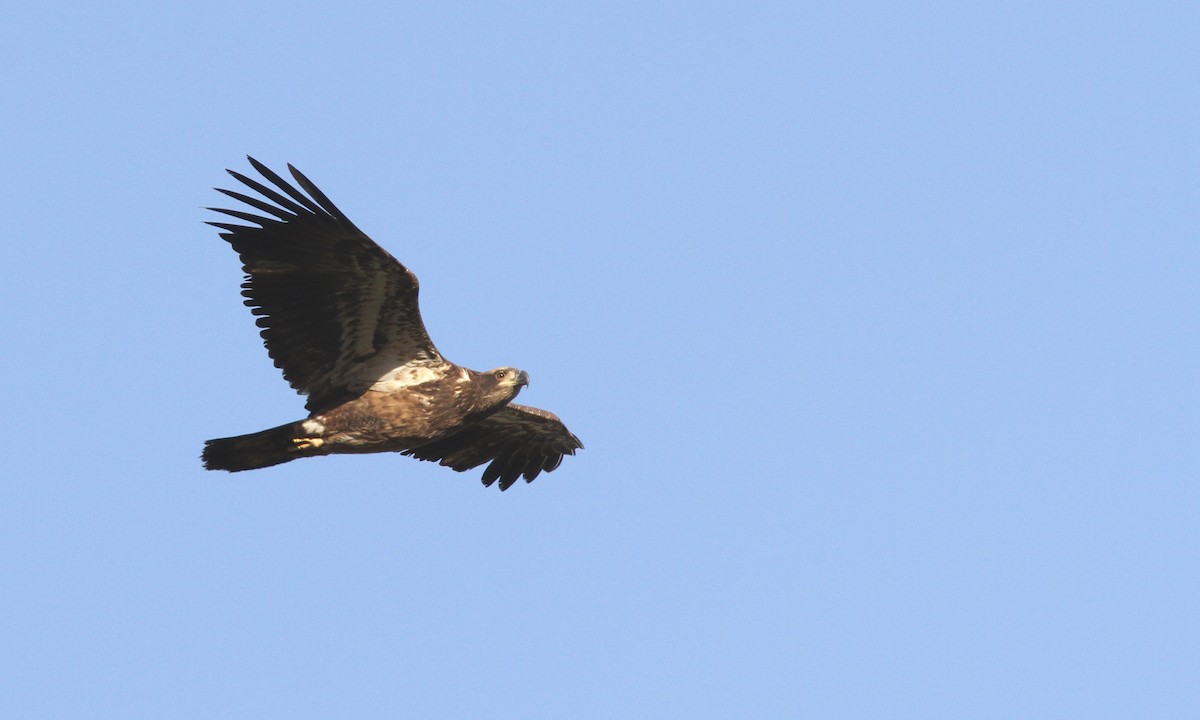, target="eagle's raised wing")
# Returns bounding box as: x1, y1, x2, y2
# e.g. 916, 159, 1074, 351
403, 404, 584, 490
208, 157, 443, 413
